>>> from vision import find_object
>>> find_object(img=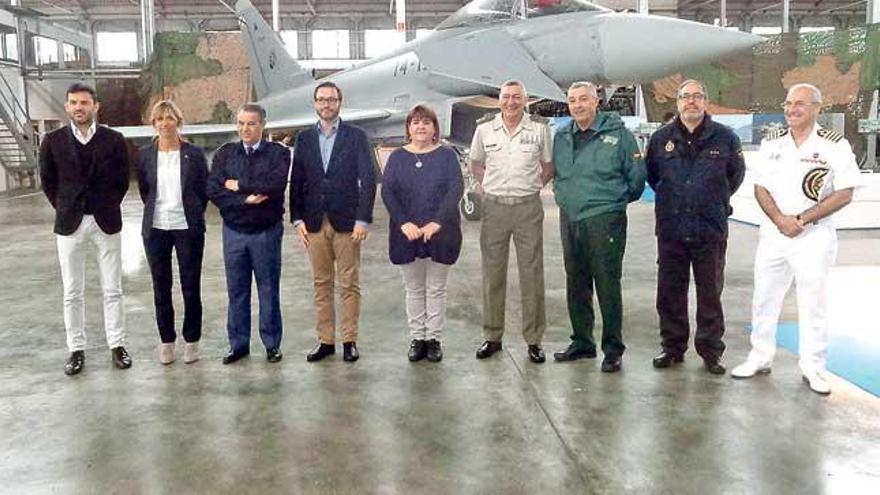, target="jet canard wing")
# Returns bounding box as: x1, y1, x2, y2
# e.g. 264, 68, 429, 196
417, 27, 565, 102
